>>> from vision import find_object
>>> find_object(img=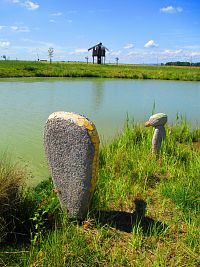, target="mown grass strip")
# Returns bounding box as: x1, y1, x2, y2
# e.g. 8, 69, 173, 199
0, 60, 200, 81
